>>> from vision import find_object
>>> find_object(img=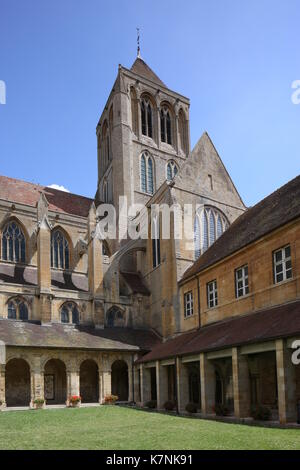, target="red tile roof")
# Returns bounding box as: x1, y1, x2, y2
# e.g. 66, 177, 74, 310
137, 300, 300, 363
0, 175, 93, 217
181, 174, 300, 281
